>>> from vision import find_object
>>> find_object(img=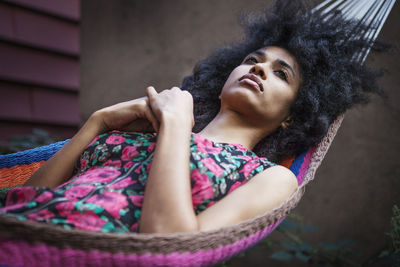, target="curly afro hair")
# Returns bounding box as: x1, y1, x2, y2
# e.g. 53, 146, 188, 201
181, 0, 387, 163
